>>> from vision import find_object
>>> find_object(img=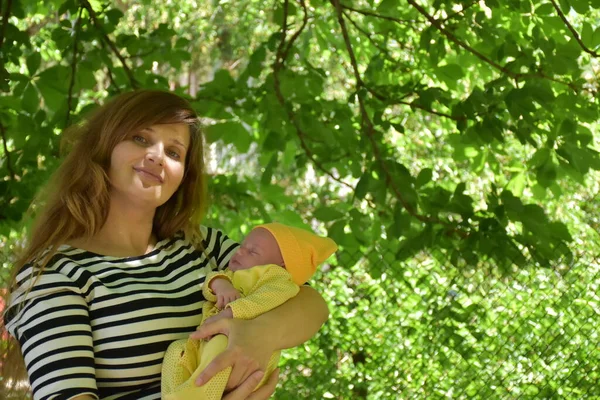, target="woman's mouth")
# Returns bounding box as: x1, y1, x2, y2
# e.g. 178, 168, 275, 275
134, 167, 163, 183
